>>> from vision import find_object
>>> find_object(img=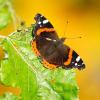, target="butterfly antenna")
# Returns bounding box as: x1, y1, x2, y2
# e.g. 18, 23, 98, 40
66, 36, 82, 39
63, 20, 69, 37
63, 20, 83, 40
